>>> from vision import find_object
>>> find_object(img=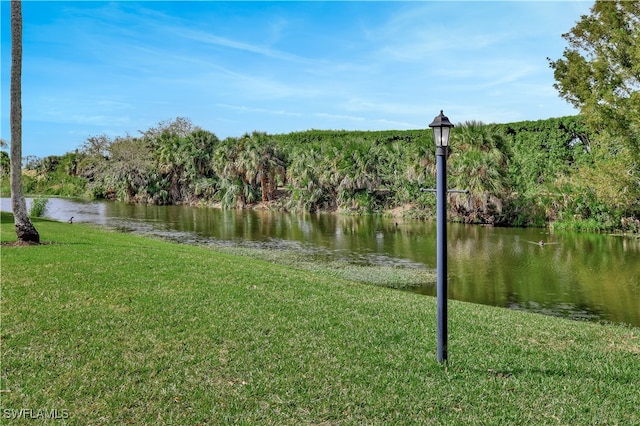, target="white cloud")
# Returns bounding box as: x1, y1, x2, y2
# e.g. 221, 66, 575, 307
170, 27, 305, 64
